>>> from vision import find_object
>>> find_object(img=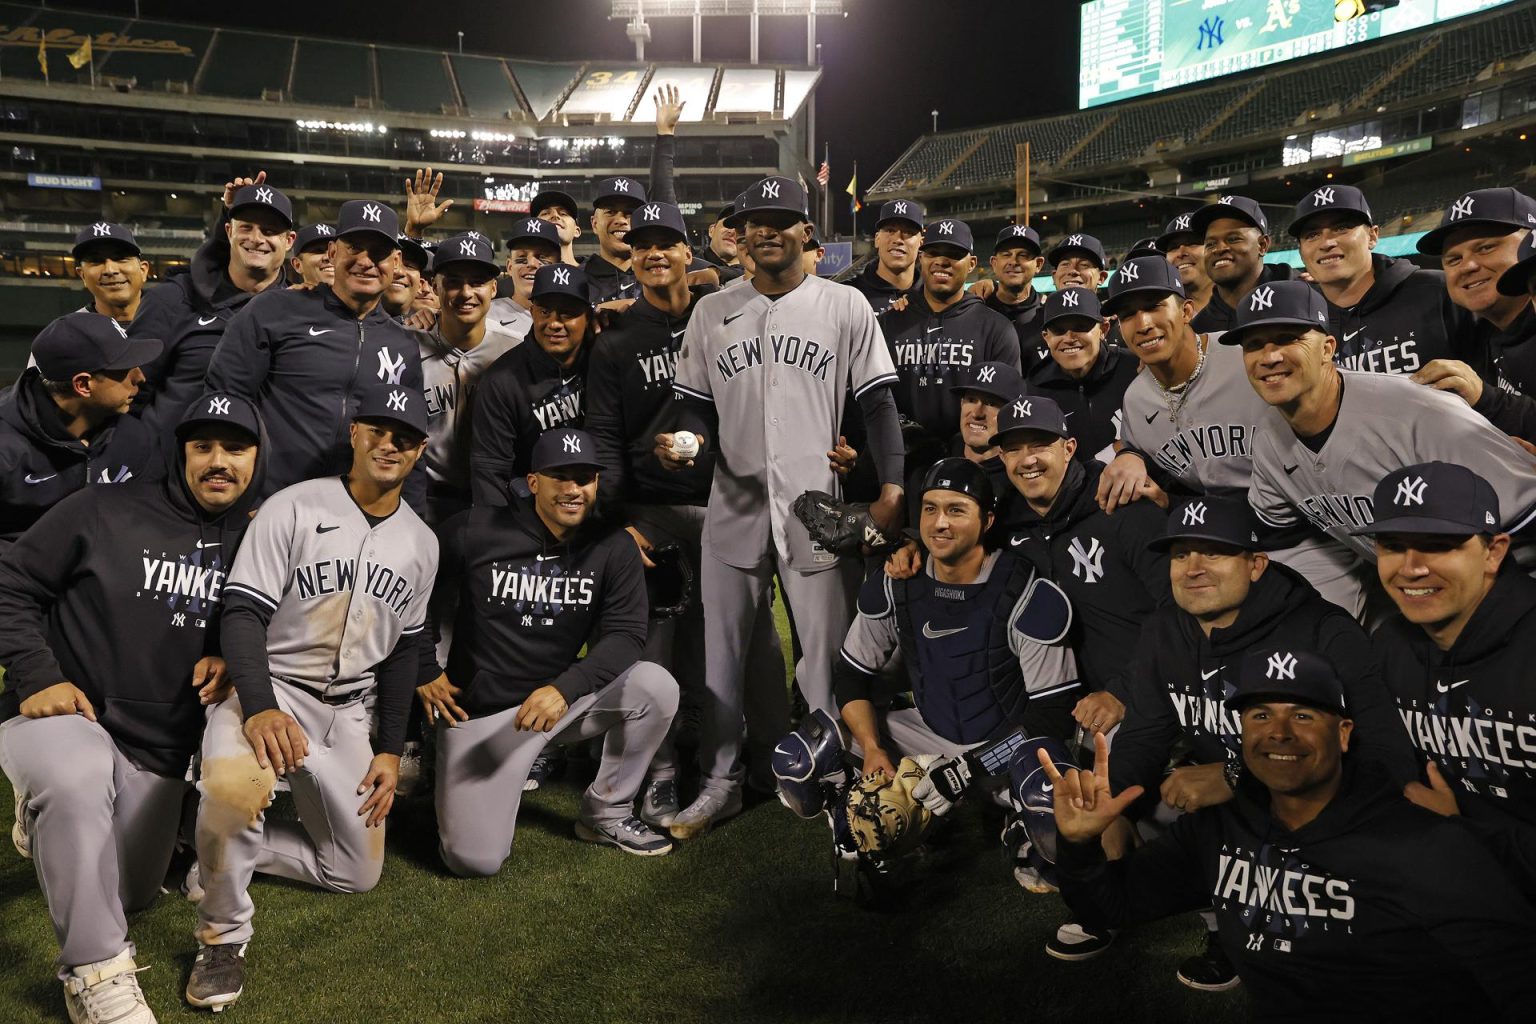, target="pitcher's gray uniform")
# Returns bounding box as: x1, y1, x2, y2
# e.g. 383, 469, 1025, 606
193, 477, 437, 948
1249, 370, 1536, 562
417, 327, 520, 521
673, 273, 898, 786
1119, 336, 1364, 612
